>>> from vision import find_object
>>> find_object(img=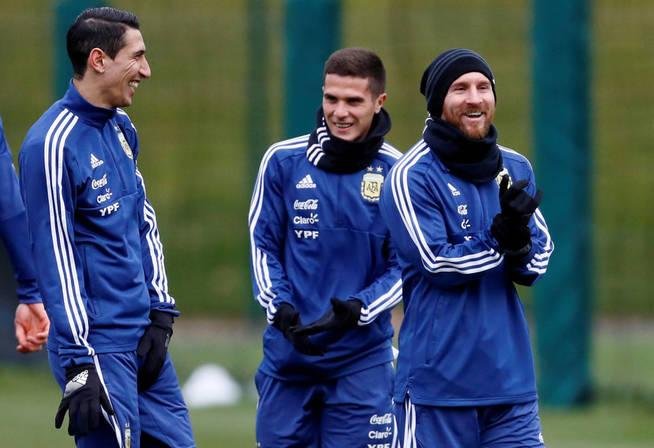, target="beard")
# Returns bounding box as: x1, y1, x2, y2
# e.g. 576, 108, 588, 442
460, 120, 491, 139
442, 104, 495, 140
